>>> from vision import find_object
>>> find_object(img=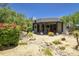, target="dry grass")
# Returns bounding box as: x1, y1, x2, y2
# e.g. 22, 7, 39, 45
43, 48, 53, 56
59, 46, 66, 50
18, 42, 27, 45
53, 40, 61, 45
